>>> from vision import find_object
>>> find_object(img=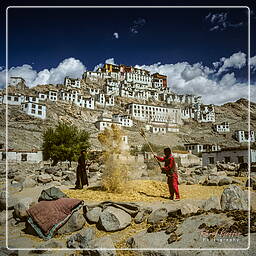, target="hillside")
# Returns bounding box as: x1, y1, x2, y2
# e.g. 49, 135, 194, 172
0, 97, 255, 151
